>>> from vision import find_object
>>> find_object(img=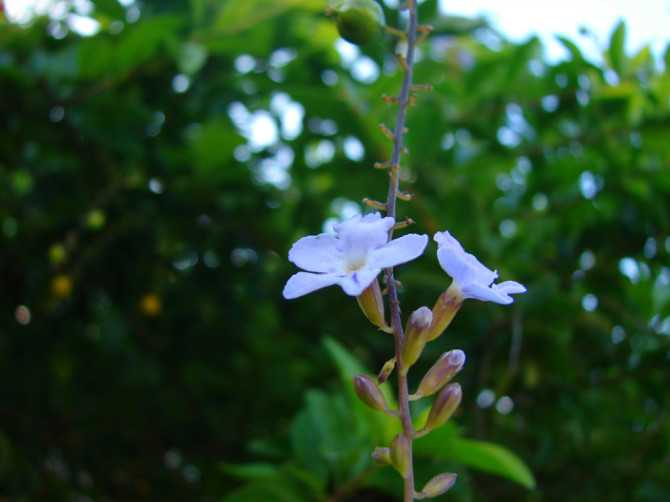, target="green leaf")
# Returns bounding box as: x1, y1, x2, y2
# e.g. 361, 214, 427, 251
221, 462, 325, 500
609, 20, 628, 76
176, 41, 208, 75
214, 0, 325, 34
187, 117, 245, 179
223, 482, 306, 502
323, 336, 397, 408
220, 462, 284, 482
556, 35, 584, 63
116, 15, 183, 73
429, 15, 487, 36
92, 0, 126, 19
290, 388, 370, 486
416, 437, 536, 489
290, 402, 329, 478
78, 37, 114, 79
322, 336, 401, 444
